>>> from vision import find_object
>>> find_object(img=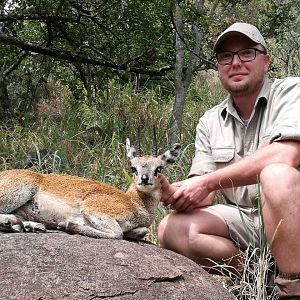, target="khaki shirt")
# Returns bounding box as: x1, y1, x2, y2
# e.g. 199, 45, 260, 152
189, 76, 300, 208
